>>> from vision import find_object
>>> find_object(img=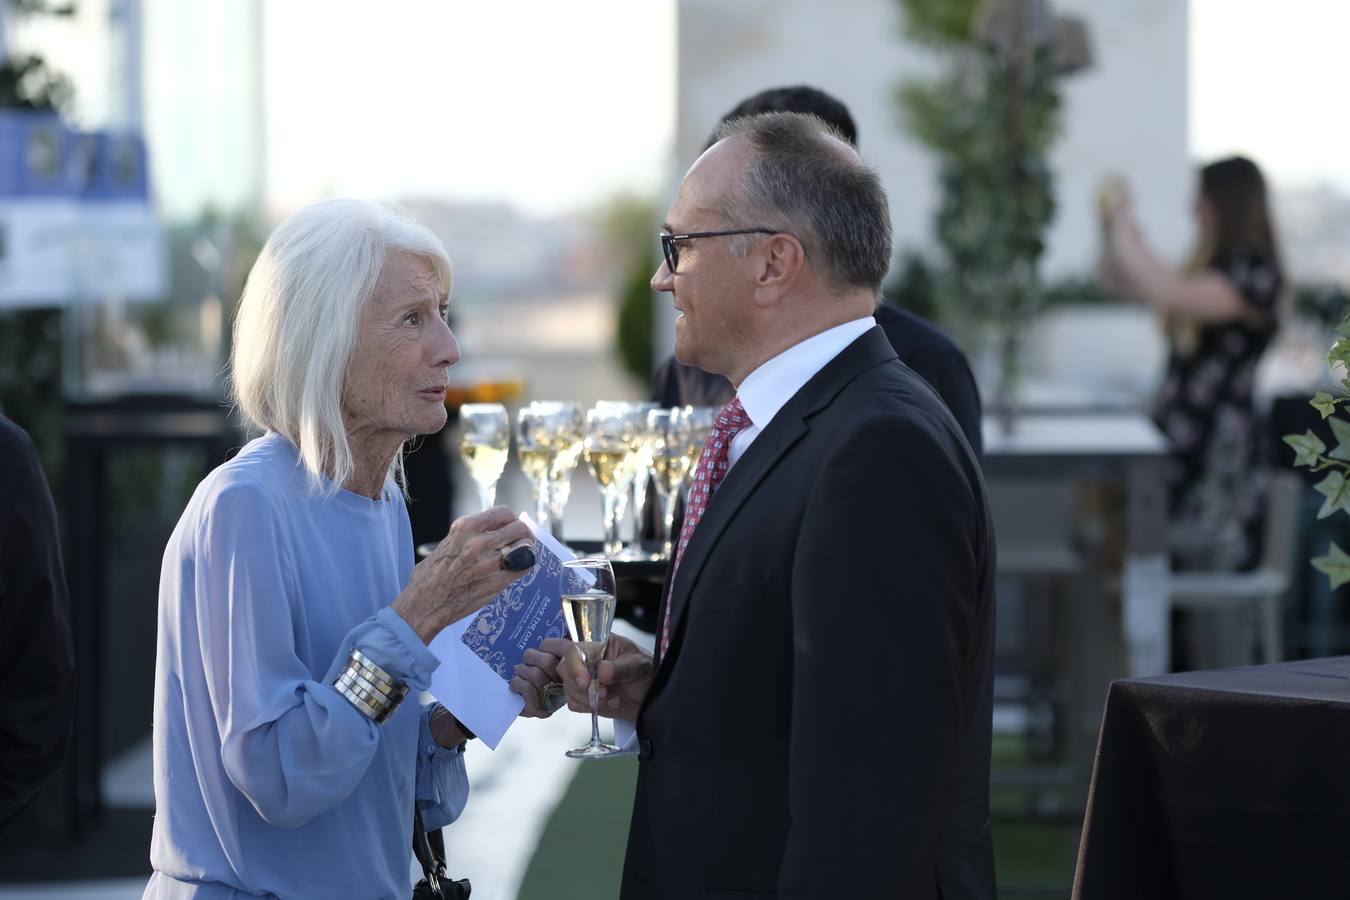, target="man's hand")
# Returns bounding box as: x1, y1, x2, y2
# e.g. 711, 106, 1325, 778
540, 634, 653, 721
511, 644, 567, 719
